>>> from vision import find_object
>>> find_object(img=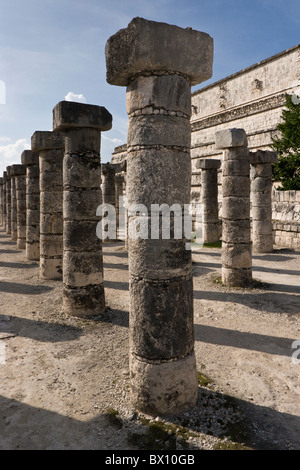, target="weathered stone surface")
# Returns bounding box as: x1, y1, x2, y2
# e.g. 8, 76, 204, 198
53, 101, 110, 317
53, 101, 112, 131
35, 132, 64, 279
63, 284, 105, 317
215, 128, 248, 149
128, 237, 191, 279
31, 130, 64, 151
106, 19, 211, 415
222, 219, 251, 244
222, 267, 252, 287
127, 114, 191, 148
222, 197, 250, 220
196, 158, 221, 169
105, 17, 213, 86
221, 242, 252, 269
129, 351, 198, 416
63, 251, 104, 287
249, 150, 278, 164
218, 128, 252, 286
222, 176, 250, 197
21, 150, 39, 166
126, 148, 191, 209
222, 159, 250, 176
126, 74, 191, 116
